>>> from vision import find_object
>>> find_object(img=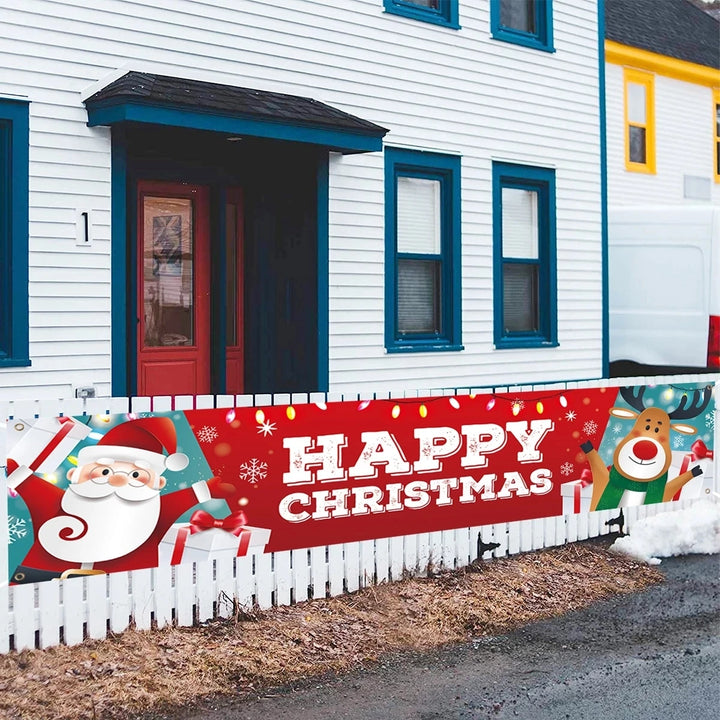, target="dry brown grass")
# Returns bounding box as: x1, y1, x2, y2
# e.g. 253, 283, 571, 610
0, 542, 663, 720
